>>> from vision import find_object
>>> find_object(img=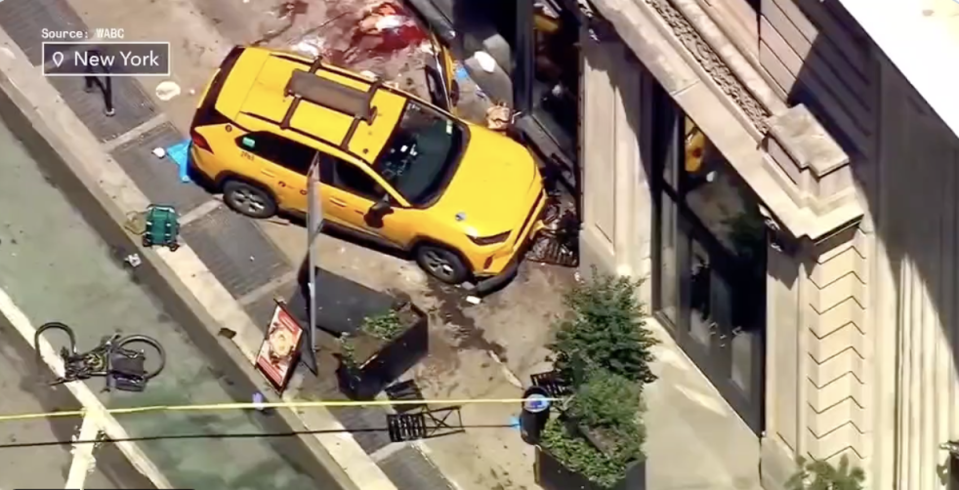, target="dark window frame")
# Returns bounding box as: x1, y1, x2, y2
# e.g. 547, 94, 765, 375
235, 131, 316, 175
319, 153, 387, 202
